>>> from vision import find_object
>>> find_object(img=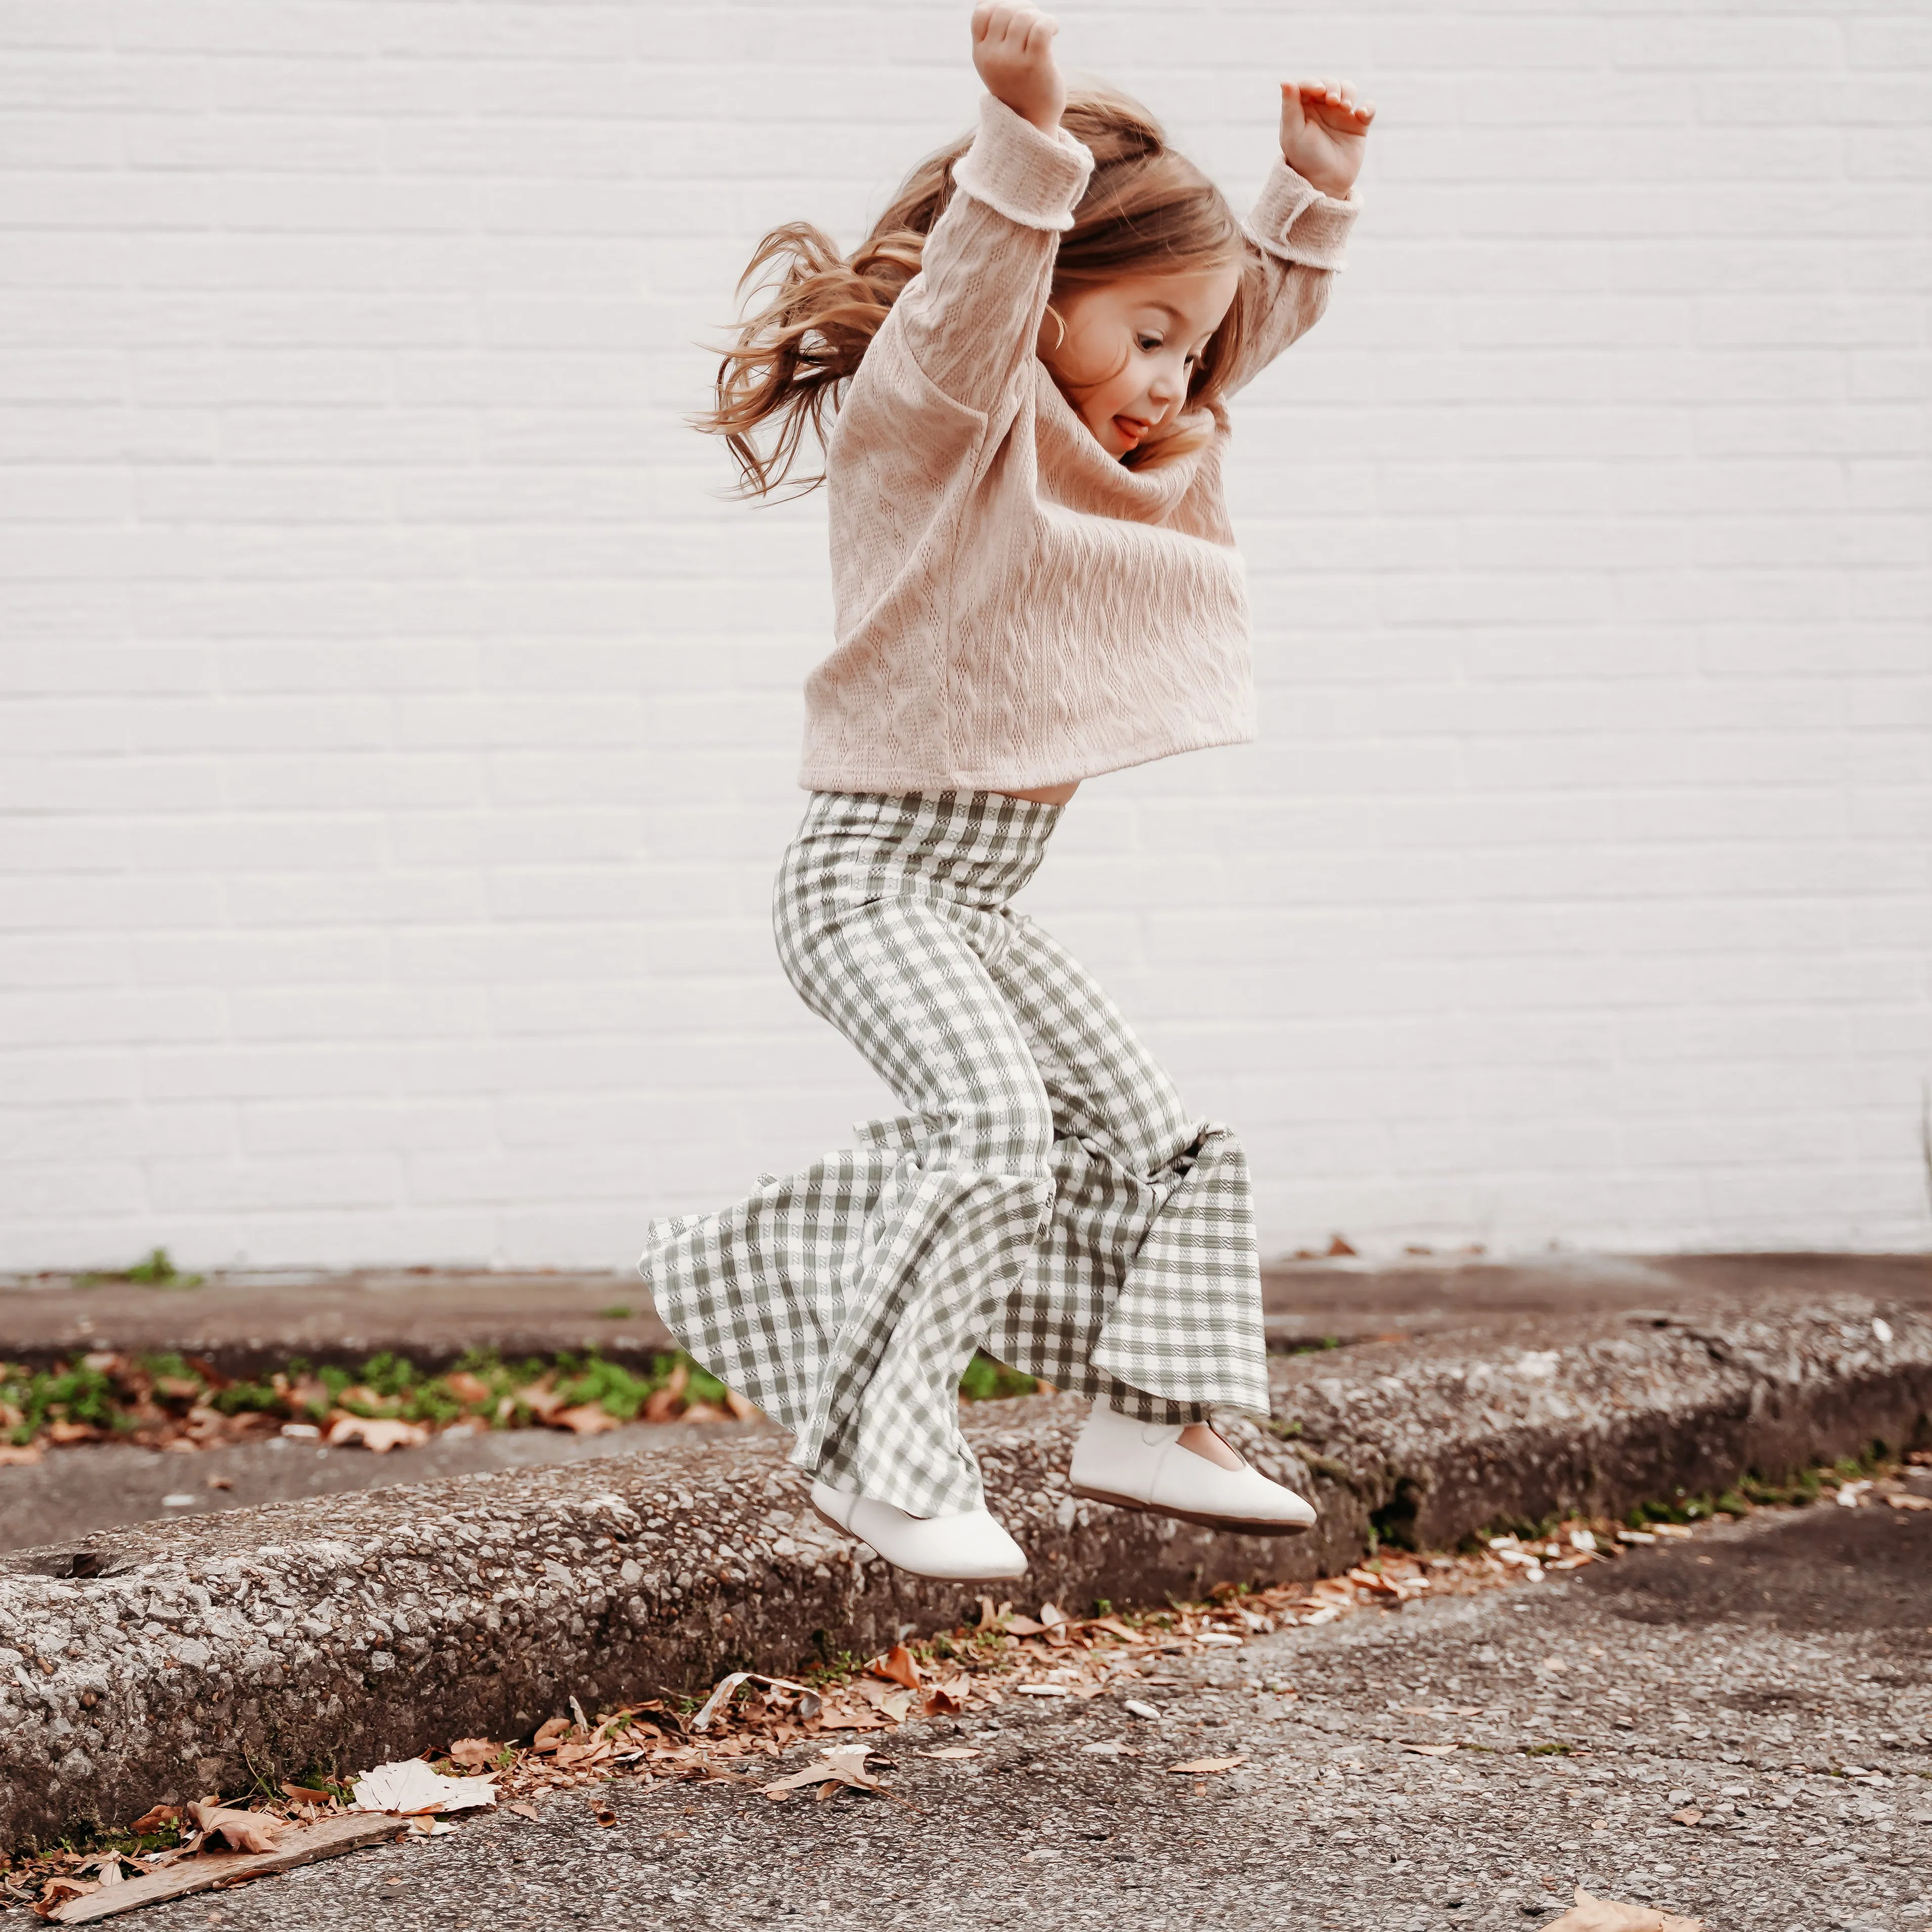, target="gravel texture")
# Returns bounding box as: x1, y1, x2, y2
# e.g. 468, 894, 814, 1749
0, 1415, 776, 1556
1, 1294, 1925, 1854
94, 1501, 1932, 1932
